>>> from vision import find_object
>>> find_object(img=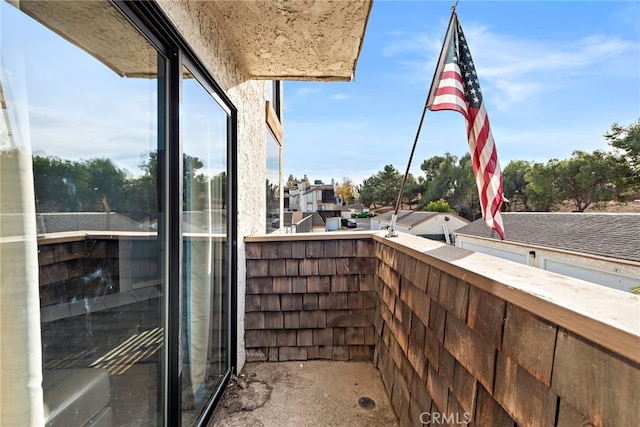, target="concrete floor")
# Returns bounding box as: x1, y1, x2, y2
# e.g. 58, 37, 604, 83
210, 361, 399, 427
